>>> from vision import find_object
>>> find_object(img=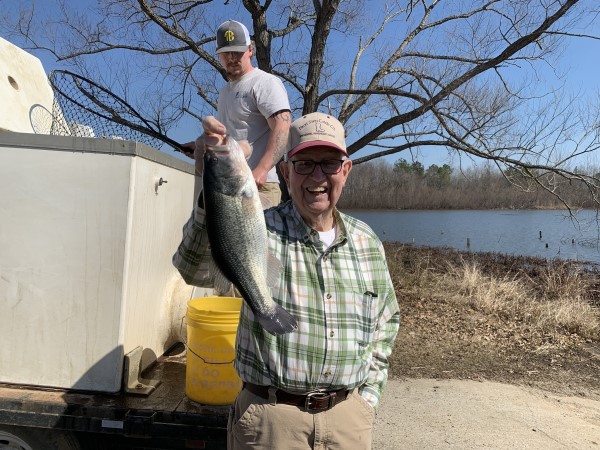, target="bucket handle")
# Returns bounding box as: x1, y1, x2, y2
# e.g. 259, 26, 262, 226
179, 316, 186, 344
180, 316, 236, 365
